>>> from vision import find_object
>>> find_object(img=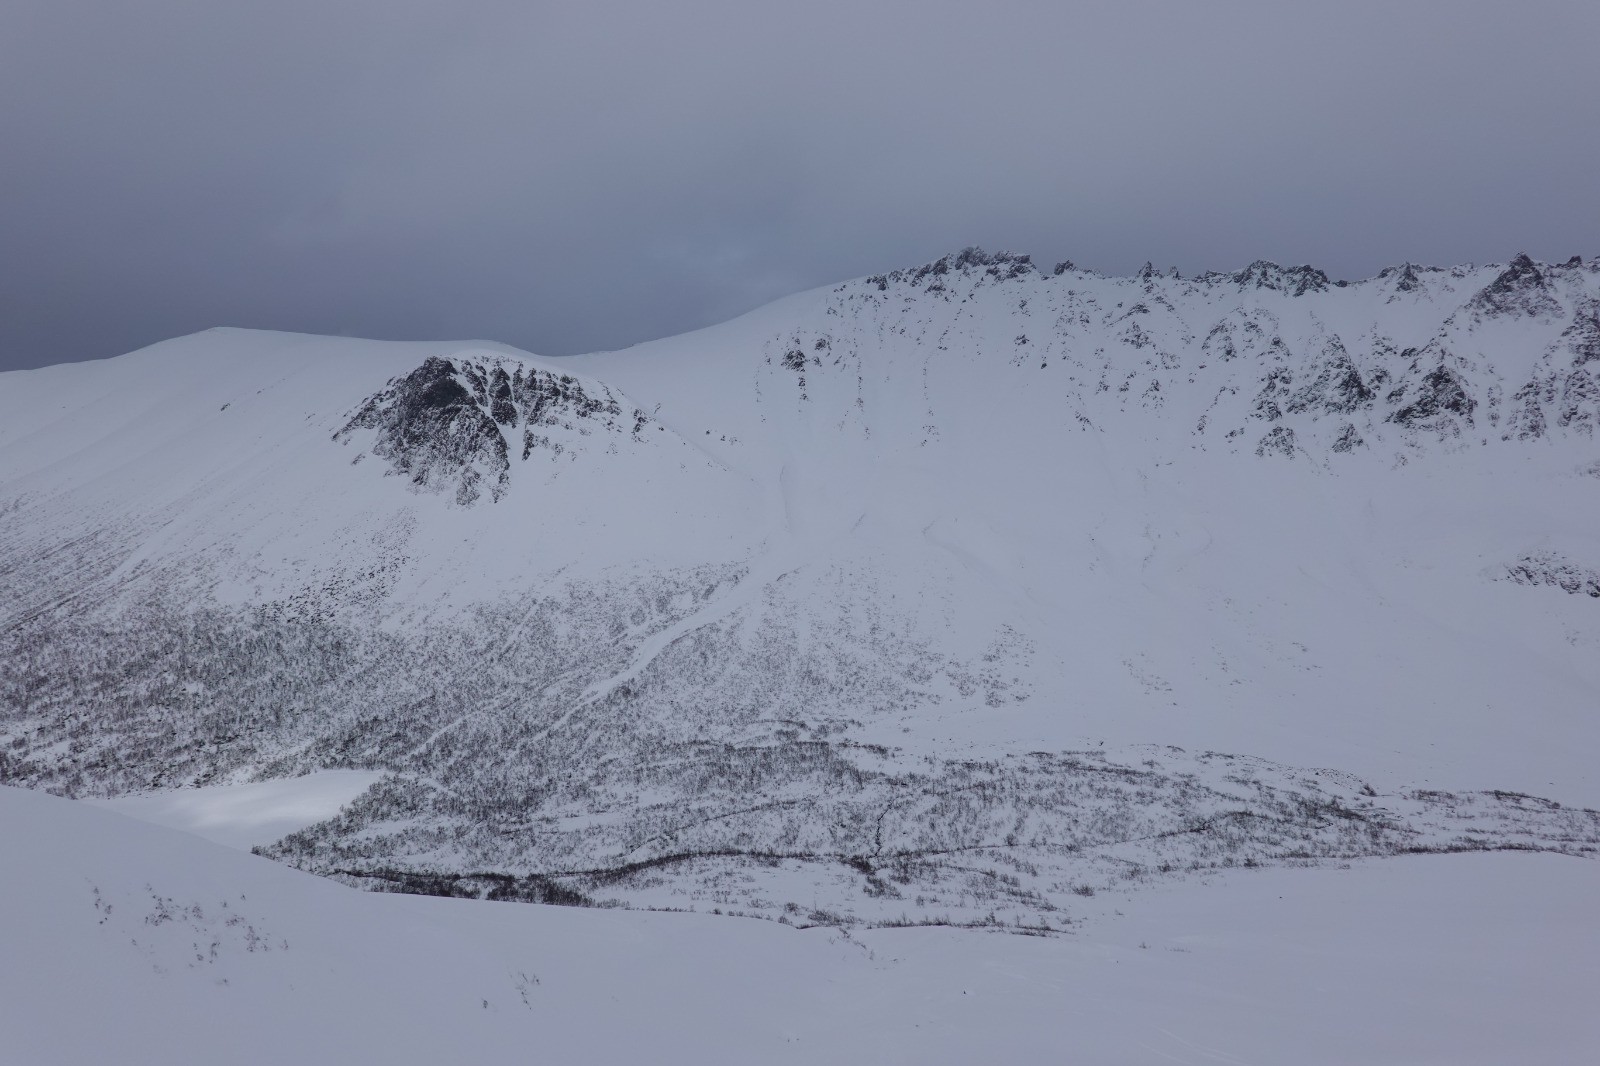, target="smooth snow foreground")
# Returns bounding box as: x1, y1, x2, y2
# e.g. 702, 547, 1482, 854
3, 785, 1595, 1066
